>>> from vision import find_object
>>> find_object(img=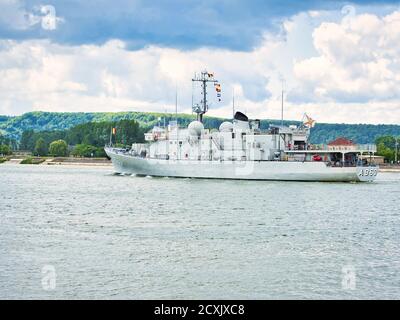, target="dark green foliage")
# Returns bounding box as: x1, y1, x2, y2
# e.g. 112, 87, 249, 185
34, 138, 48, 156
375, 136, 399, 161
19, 119, 143, 158
49, 140, 68, 157
0, 133, 17, 150
0, 112, 96, 141
0, 144, 12, 156
0, 116, 10, 123
71, 144, 106, 157
64, 120, 145, 147
20, 129, 65, 151
309, 123, 400, 144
